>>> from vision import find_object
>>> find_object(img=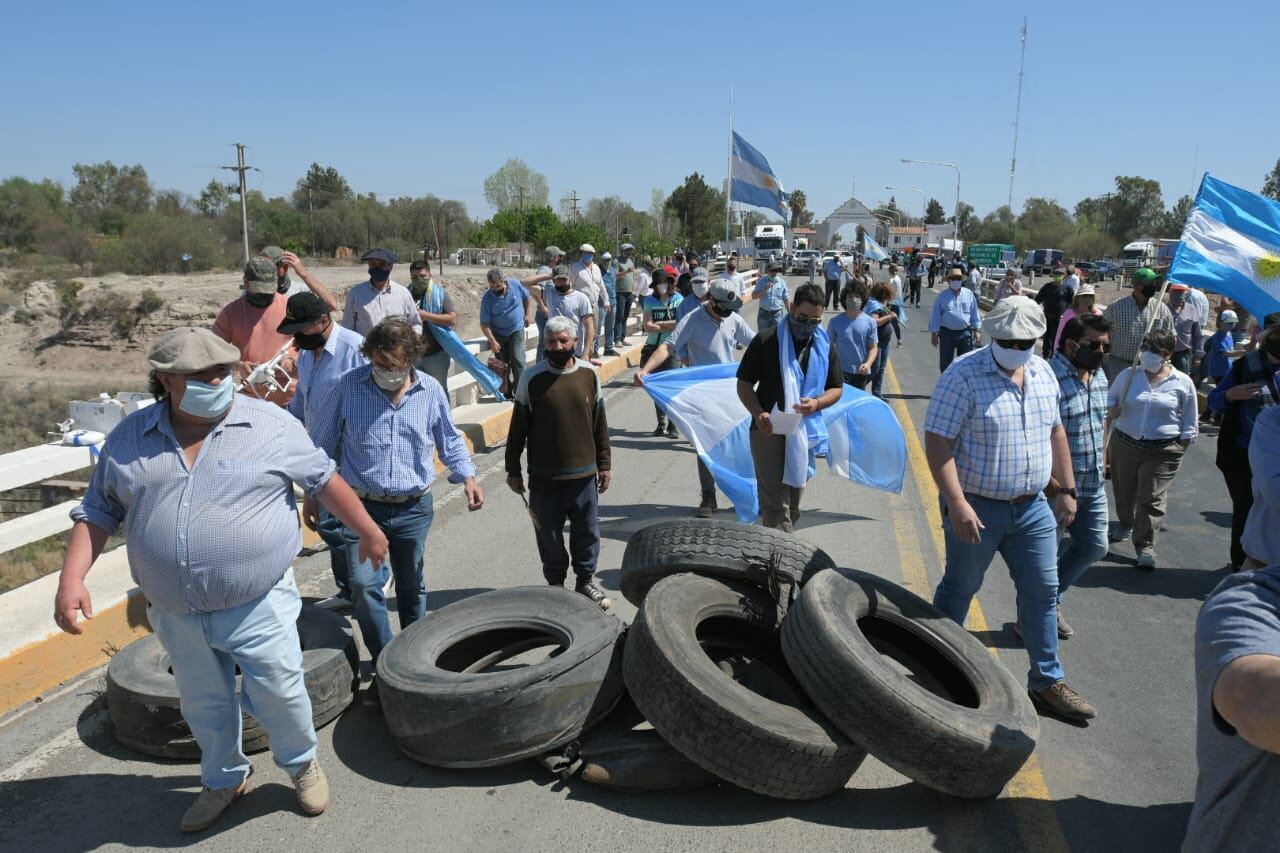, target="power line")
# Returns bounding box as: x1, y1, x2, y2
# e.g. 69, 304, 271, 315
568, 190, 580, 222
221, 143, 260, 265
